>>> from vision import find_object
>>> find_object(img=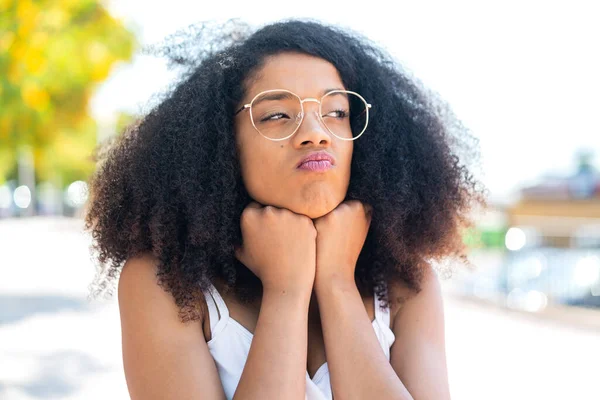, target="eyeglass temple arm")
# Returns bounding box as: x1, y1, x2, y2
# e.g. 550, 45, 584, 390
234, 104, 251, 116
359, 104, 372, 116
